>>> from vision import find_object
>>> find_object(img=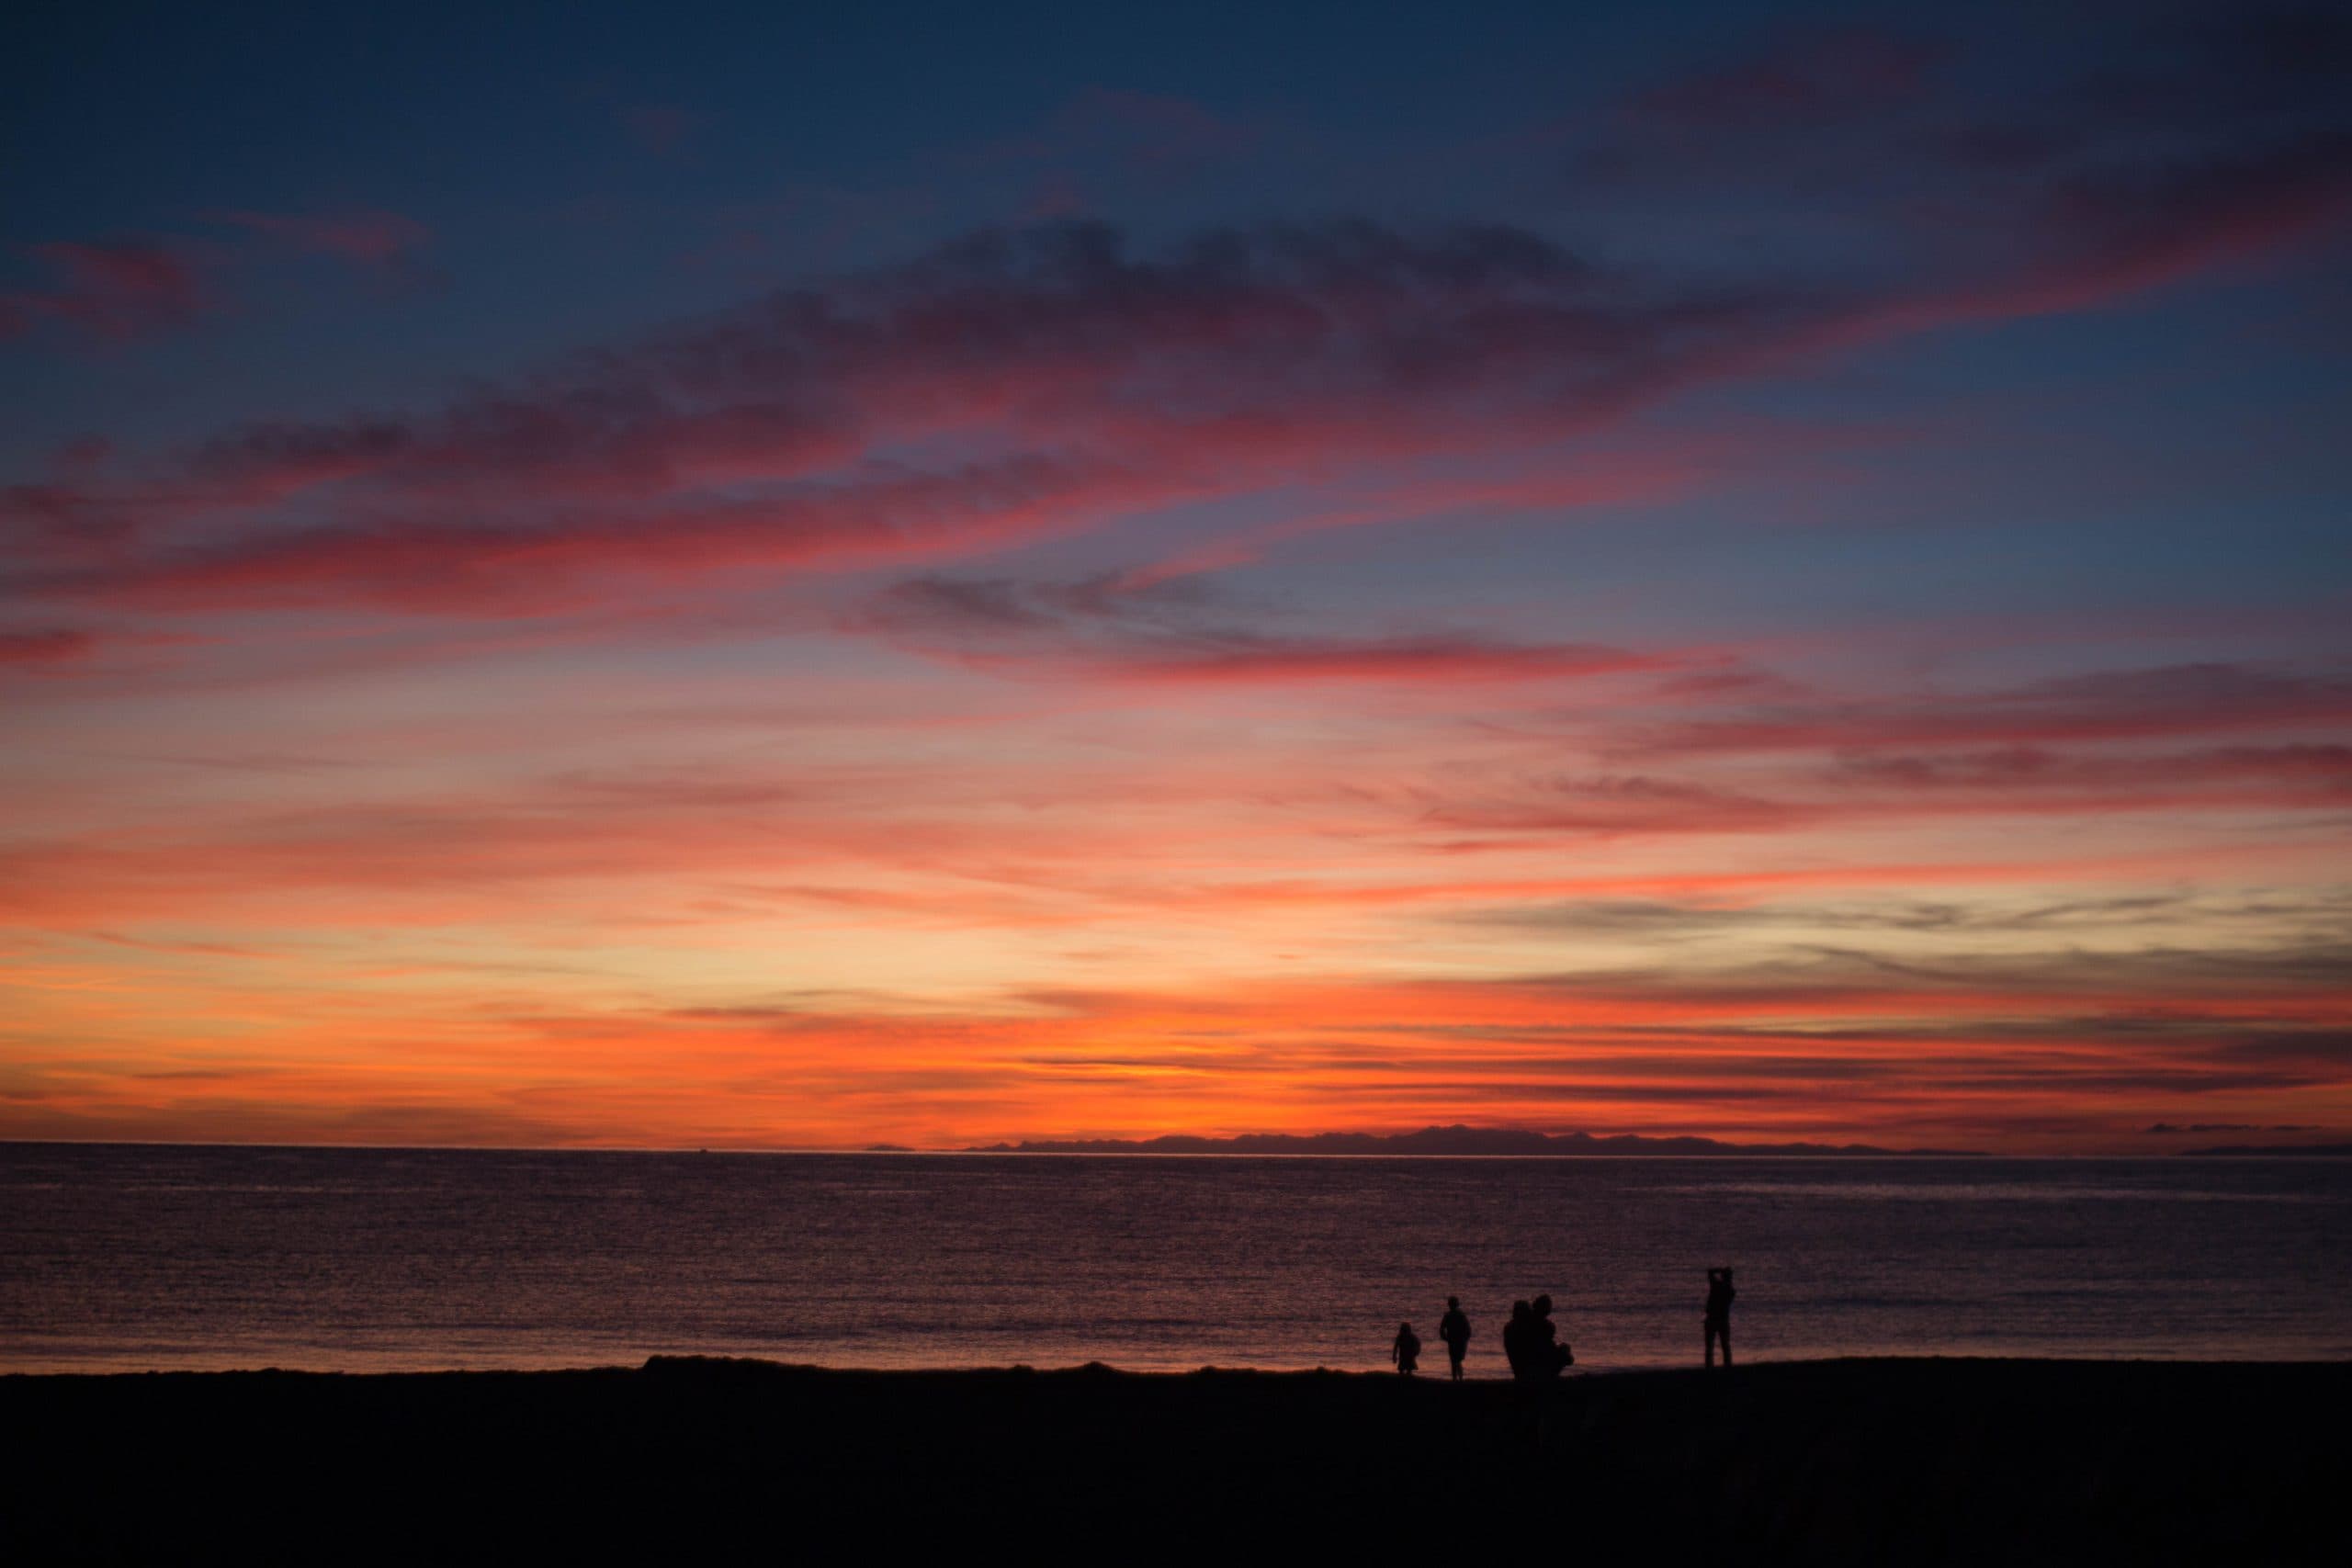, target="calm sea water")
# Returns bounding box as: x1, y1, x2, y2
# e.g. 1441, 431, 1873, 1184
4, 1145, 2347, 1373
